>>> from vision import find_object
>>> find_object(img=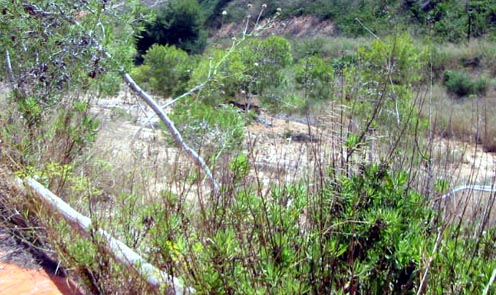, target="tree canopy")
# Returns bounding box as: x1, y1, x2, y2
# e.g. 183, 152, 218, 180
136, 0, 207, 60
